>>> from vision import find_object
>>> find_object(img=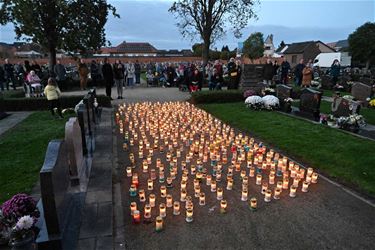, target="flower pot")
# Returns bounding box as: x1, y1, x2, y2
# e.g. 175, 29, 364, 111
9, 232, 35, 250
